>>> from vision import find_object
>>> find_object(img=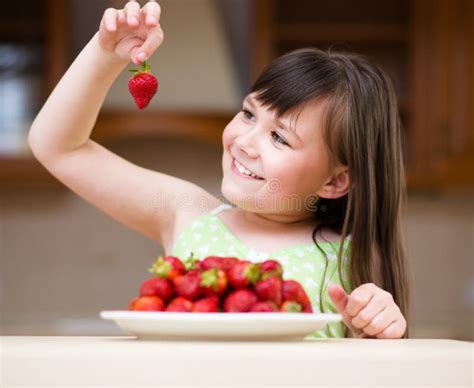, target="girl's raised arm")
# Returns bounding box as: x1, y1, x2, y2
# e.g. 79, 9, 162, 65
28, 1, 220, 247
